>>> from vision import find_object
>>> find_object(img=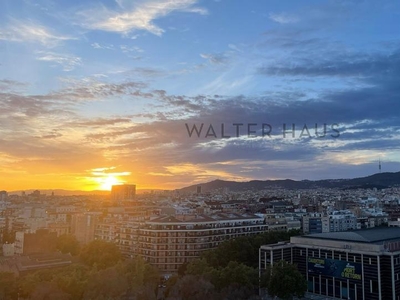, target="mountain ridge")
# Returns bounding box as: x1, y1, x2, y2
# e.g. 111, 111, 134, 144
178, 171, 400, 193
